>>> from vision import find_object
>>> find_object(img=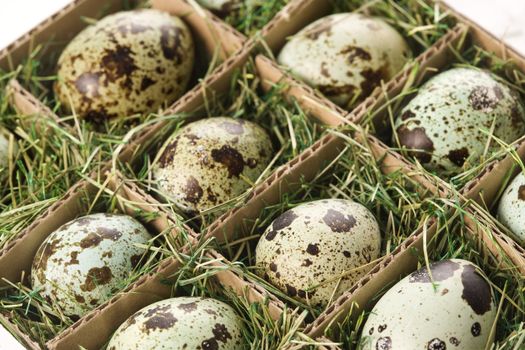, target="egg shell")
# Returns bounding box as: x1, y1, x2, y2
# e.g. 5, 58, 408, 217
153, 117, 273, 213
497, 172, 525, 244
196, 0, 239, 13
54, 9, 194, 121
31, 213, 151, 318
255, 199, 381, 307
0, 127, 16, 170
395, 67, 525, 172
277, 13, 410, 107
107, 297, 245, 350
360, 259, 497, 350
